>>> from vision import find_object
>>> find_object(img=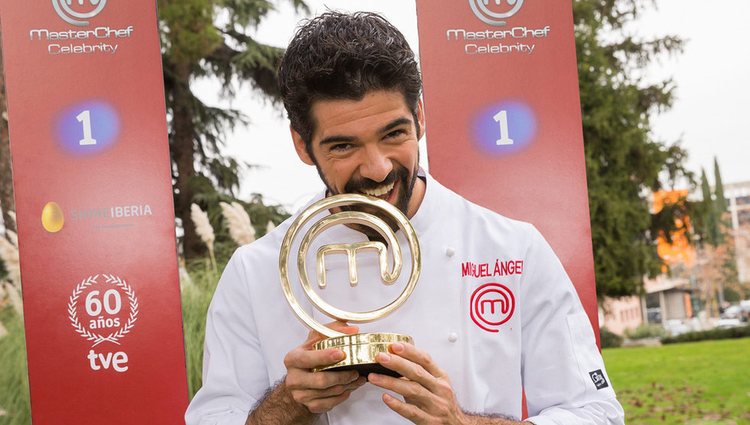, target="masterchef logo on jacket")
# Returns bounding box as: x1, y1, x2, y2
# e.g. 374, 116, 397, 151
461, 259, 524, 278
